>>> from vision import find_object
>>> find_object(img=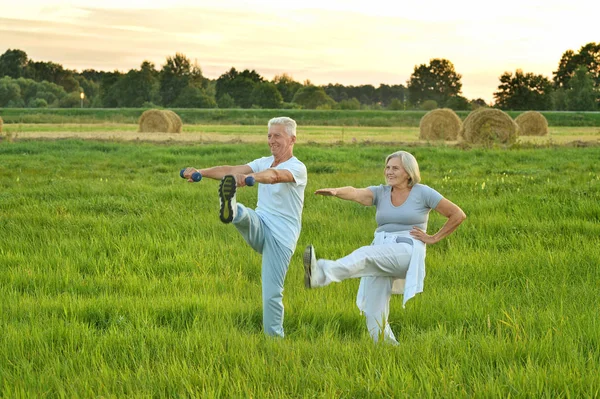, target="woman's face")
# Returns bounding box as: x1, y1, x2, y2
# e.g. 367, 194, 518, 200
385, 157, 409, 186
